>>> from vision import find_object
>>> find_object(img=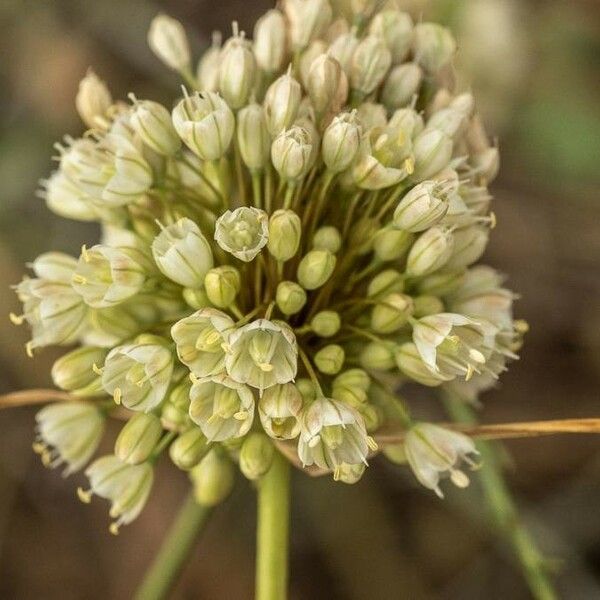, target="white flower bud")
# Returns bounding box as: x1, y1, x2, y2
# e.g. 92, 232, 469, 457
367, 269, 404, 297
190, 449, 234, 507
297, 249, 336, 290
370, 292, 414, 334
51, 346, 107, 395
130, 98, 181, 155
218, 29, 256, 109
393, 180, 451, 232
412, 129, 453, 181
299, 40, 328, 89
264, 72, 302, 135
312, 226, 342, 253
381, 63, 423, 110
314, 344, 345, 375
204, 266, 241, 308
35, 402, 104, 475
171, 308, 235, 377
373, 228, 414, 262
271, 126, 315, 182
259, 383, 303, 439
267, 209, 302, 261
152, 217, 214, 288
115, 413, 162, 465
350, 35, 392, 95
389, 107, 425, 138
75, 70, 112, 129
283, 0, 333, 51
306, 54, 343, 113
215, 207, 269, 262
196, 32, 222, 92
405, 423, 478, 497
254, 9, 288, 73
426, 107, 468, 140
322, 112, 361, 173
406, 225, 454, 277
310, 310, 341, 338
356, 102, 387, 131
41, 172, 96, 222
369, 10, 414, 65
445, 225, 489, 270
169, 428, 211, 470
412, 23, 456, 73
239, 433, 274, 480
148, 14, 191, 72
189, 374, 255, 441
237, 104, 271, 171
276, 281, 307, 316
172, 91, 234, 160
328, 31, 359, 76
